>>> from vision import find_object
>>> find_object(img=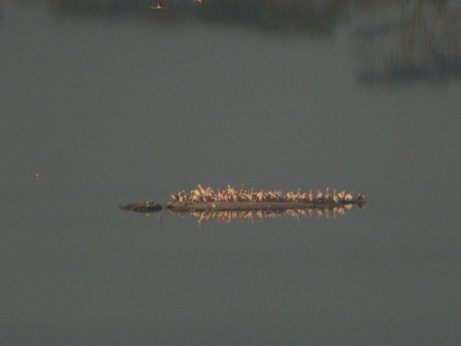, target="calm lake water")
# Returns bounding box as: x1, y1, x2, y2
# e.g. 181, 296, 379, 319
2, 0, 461, 344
